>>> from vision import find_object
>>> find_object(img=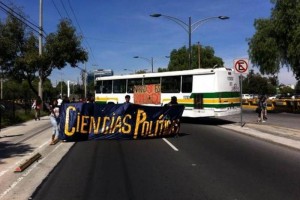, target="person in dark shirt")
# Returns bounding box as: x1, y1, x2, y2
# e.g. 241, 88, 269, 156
168, 96, 178, 105
125, 95, 131, 103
